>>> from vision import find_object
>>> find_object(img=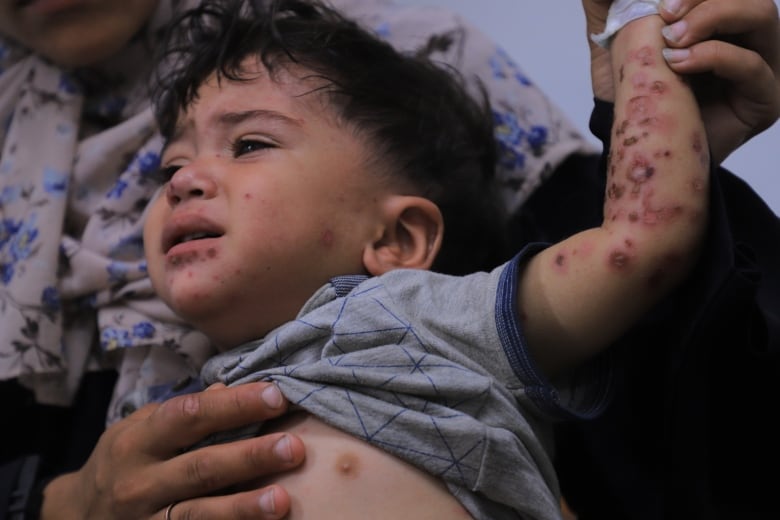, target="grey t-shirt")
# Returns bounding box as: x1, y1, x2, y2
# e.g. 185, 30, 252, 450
202, 245, 611, 519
